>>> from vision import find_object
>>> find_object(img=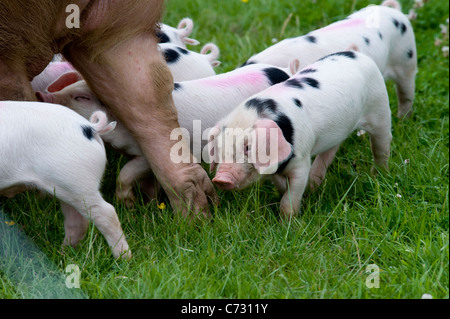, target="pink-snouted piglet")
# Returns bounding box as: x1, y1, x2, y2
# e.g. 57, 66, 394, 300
211, 51, 392, 220
0, 101, 130, 259
242, 0, 417, 118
